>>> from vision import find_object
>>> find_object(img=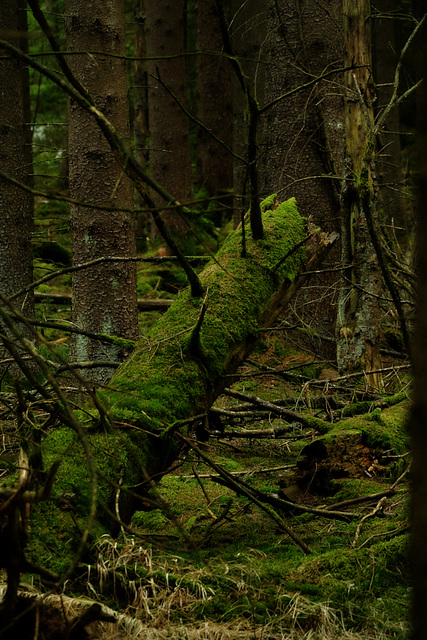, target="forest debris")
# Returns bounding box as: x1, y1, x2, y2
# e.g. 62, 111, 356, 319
178, 464, 294, 478
175, 431, 312, 554
223, 389, 331, 433
351, 496, 388, 547
210, 475, 358, 522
